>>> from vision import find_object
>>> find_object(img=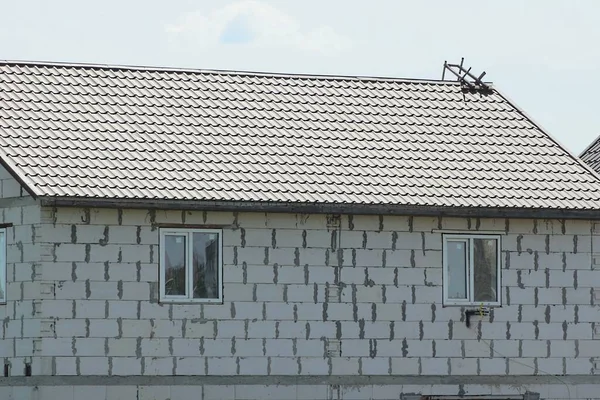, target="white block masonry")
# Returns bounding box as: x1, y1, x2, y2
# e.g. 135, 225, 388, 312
0, 185, 599, 398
